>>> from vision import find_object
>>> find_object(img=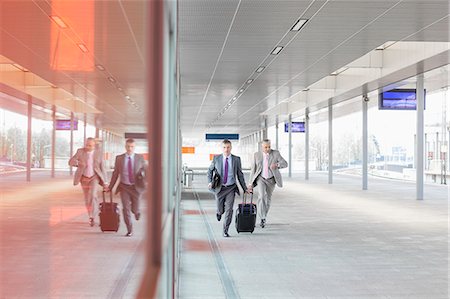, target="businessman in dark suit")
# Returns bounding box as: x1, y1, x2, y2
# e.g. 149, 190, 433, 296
207, 139, 248, 237
108, 138, 147, 237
